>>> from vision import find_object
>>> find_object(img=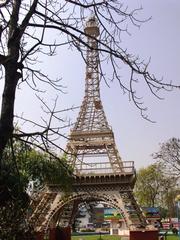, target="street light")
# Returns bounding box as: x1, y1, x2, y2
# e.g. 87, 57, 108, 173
175, 195, 180, 239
